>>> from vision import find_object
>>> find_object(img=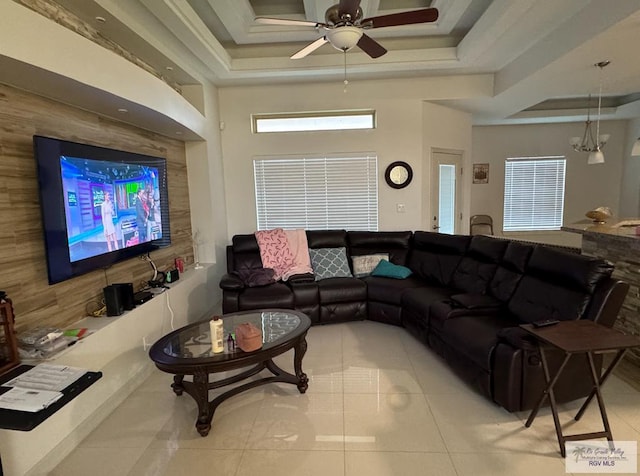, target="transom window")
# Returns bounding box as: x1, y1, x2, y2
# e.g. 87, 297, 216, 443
252, 110, 375, 133
253, 155, 378, 231
503, 156, 566, 232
